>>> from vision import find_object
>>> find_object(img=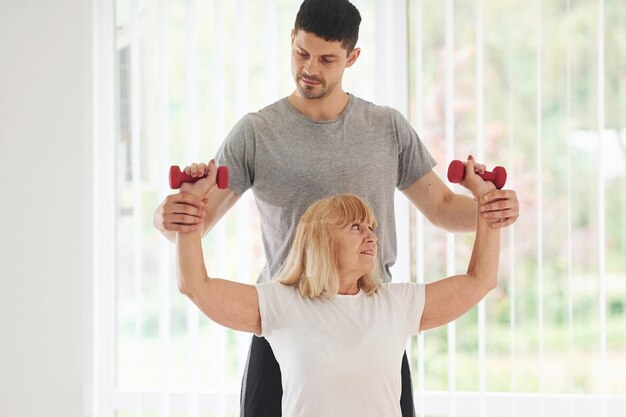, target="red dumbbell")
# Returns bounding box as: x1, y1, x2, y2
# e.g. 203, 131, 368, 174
169, 165, 229, 189
447, 160, 507, 190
